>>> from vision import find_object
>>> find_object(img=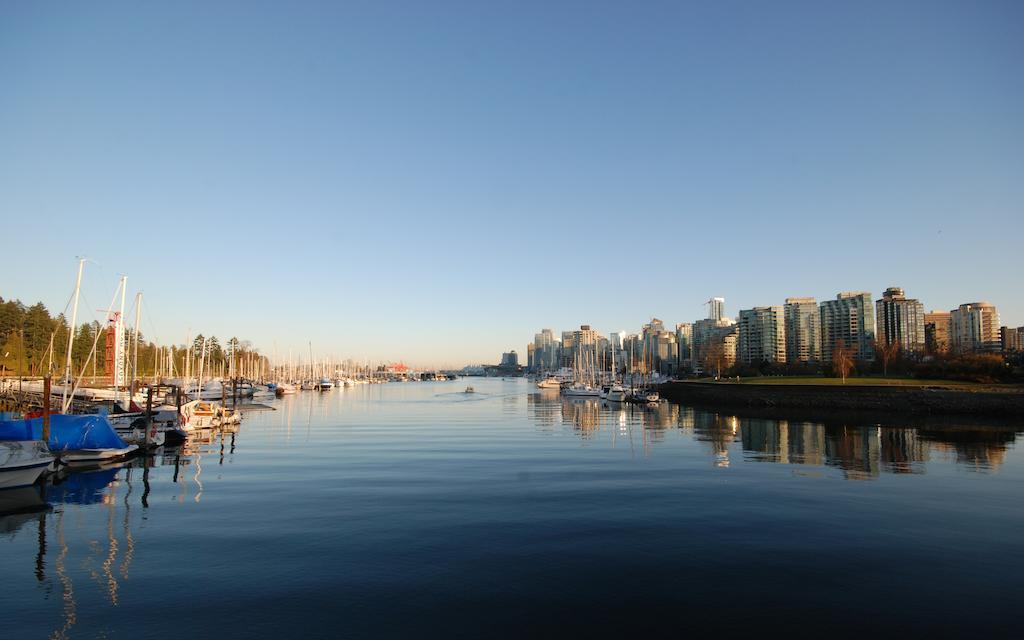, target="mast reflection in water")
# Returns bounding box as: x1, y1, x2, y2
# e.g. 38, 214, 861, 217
3, 378, 1023, 638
